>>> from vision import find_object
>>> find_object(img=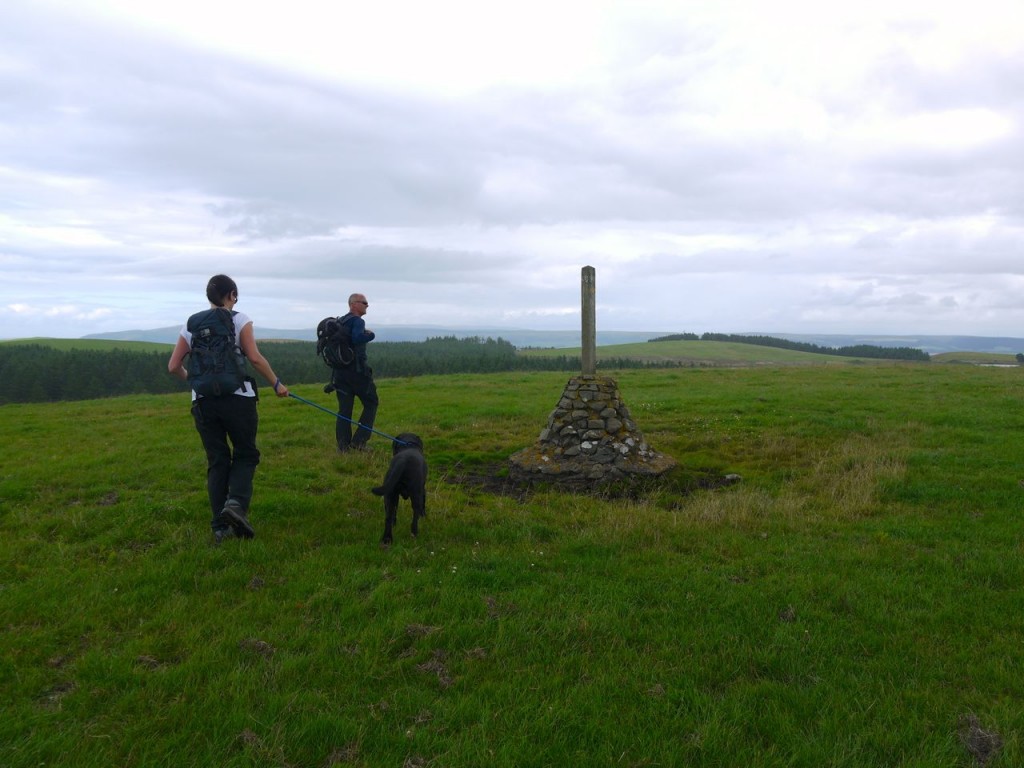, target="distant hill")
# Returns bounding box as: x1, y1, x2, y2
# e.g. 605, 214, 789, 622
765, 333, 1024, 356
67, 328, 1024, 354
